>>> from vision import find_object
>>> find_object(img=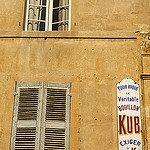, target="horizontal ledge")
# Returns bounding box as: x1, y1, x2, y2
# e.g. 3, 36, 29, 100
141, 53, 150, 55
0, 36, 137, 39
0, 31, 137, 39
141, 74, 150, 80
